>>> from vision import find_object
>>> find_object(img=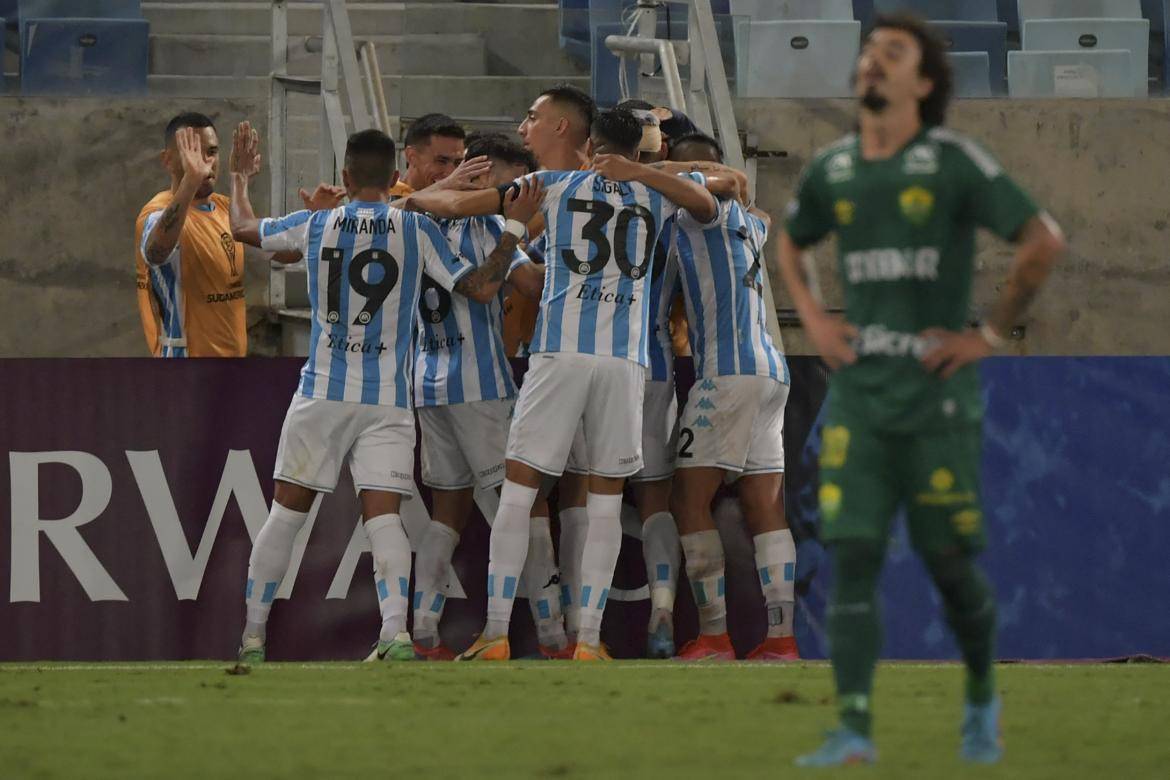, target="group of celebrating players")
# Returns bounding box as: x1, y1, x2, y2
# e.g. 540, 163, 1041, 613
138, 11, 1066, 767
